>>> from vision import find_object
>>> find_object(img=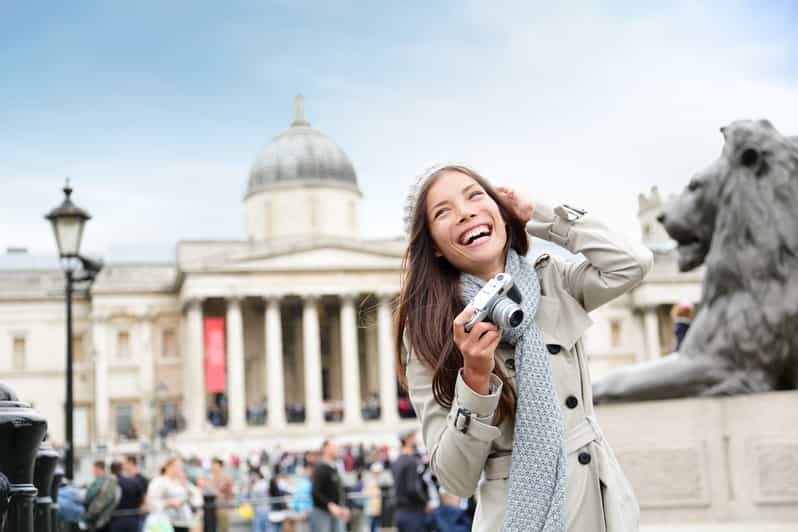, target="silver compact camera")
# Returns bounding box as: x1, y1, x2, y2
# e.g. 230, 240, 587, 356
464, 273, 524, 333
